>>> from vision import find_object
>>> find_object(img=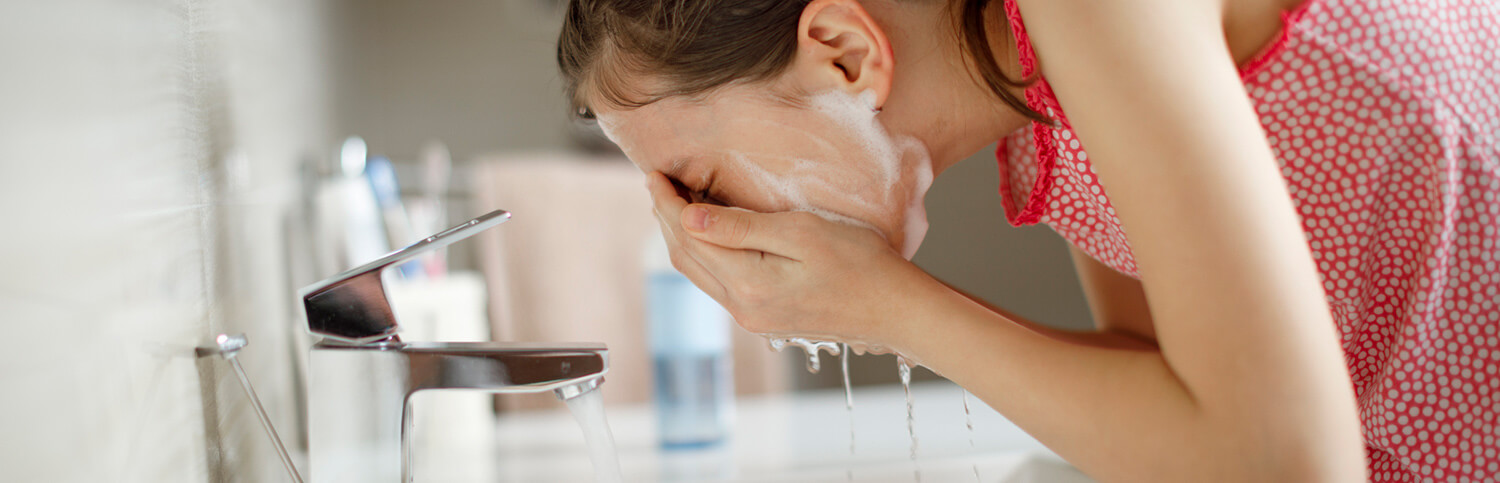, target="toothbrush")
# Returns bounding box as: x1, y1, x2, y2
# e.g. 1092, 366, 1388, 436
365, 155, 422, 278
412, 140, 452, 278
